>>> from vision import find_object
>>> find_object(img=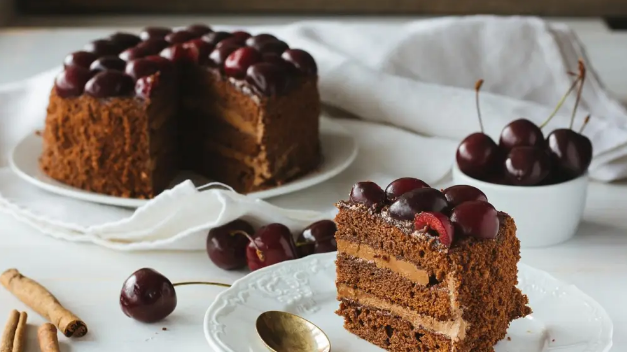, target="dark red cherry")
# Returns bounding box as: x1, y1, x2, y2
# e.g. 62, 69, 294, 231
119, 46, 150, 61
245, 63, 290, 96
246, 223, 297, 271
90, 56, 126, 72
109, 32, 141, 49
64, 51, 98, 69
282, 49, 317, 75
165, 30, 195, 44
245, 34, 277, 47
125, 58, 163, 80
499, 118, 544, 151
85, 71, 134, 98
208, 44, 241, 67
160, 43, 199, 63
504, 146, 551, 186
295, 220, 337, 257
84, 39, 122, 56
225, 47, 262, 79
442, 185, 487, 208
385, 177, 430, 202
140, 27, 172, 41
253, 40, 288, 55
54, 66, 93, 98
389, 188, 448, 221
216, 36, 248, 48
184, 39, 213, 64
206, 219, 254, 270
349, 181, 385, 207
135, 75, 158, 98
186, 24, 212, 37
450, 201, 499, 240
202, 31, 233, 46
232, 31, 252, 41
456, 132, 499, 180
120, 268, 176, 323
415, 212, 454, 246
546, 129, 593, 179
